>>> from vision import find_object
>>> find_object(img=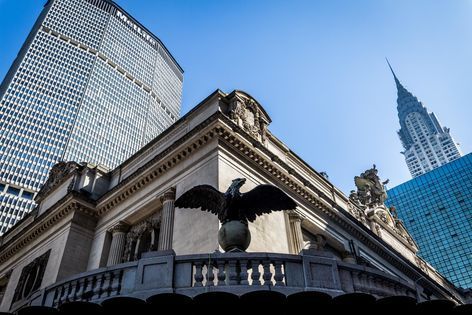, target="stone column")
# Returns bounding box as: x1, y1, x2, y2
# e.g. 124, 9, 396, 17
158, 188, 176, 251
305, 234, 327, 251
107, 222, 129, 266
288, 211, 304, 254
